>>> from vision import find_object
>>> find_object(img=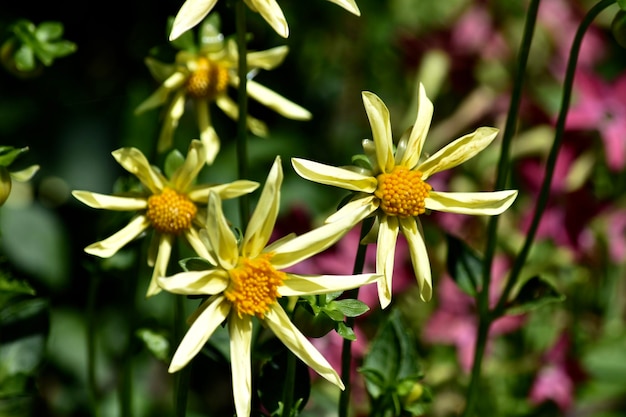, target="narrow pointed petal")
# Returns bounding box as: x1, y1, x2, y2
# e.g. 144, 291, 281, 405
172, 140, 206, 191
399, 217, 432, 302
84, 215, 150, 258
112, 148, 165, 194
279, 273, 380, 296
205, 192, 239, 269
146, 234, 174, 297
135, 72, 186, 114
169, 0, 219, 41
247, 80, 311, 120
188, 180, 259, 203
376, 216, 399, 308
242, 157, 282, 258
215, 95, 268, 137
229, 315, 253, 417
324, 196, 378, 223
72, 191, 147, 211
246, 46, 289, 70
245, 0, 289, 38
144, 57, 177, 83
397, 83, 434, 169
425, 190, 518, 215
291, 158, 377, 193
362, 91, 395, 173
196, 99, 220, 164
265, 306, 344, 389
157, 269, 229, 295
418, 127, 499, 179
271, 203, 372, 269
169, 296, 231, 372
326, 0, 360, 15
183, 227, 218, 265
158, 90, 187, 153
